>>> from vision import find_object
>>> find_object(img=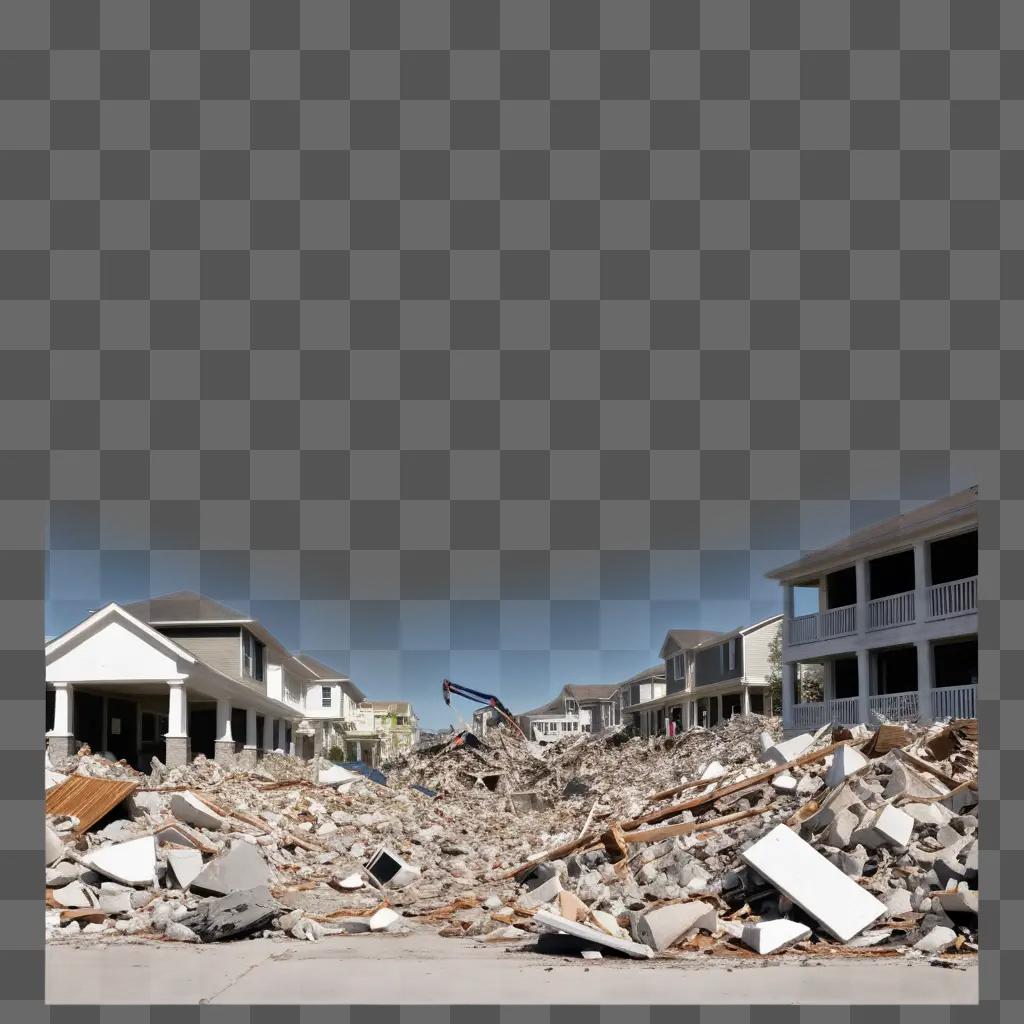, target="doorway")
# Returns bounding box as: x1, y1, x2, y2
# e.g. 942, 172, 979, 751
189, 707, 216, 759
74, 691, 103, 752
105, 698, 138, 763
875, 646, 917, 695
834, 656, 859, 699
